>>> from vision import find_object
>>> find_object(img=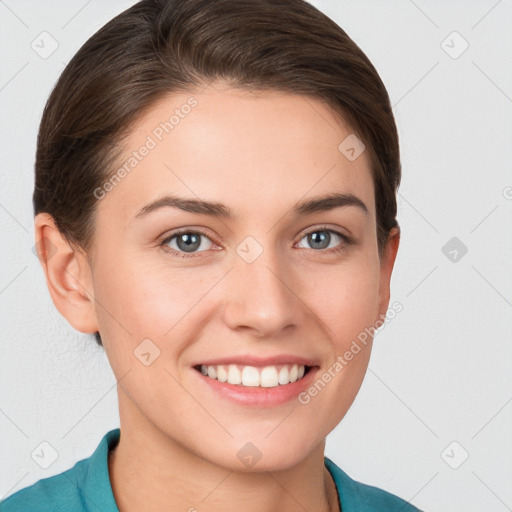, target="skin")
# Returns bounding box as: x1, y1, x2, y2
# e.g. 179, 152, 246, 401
35, 81, 399, 512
